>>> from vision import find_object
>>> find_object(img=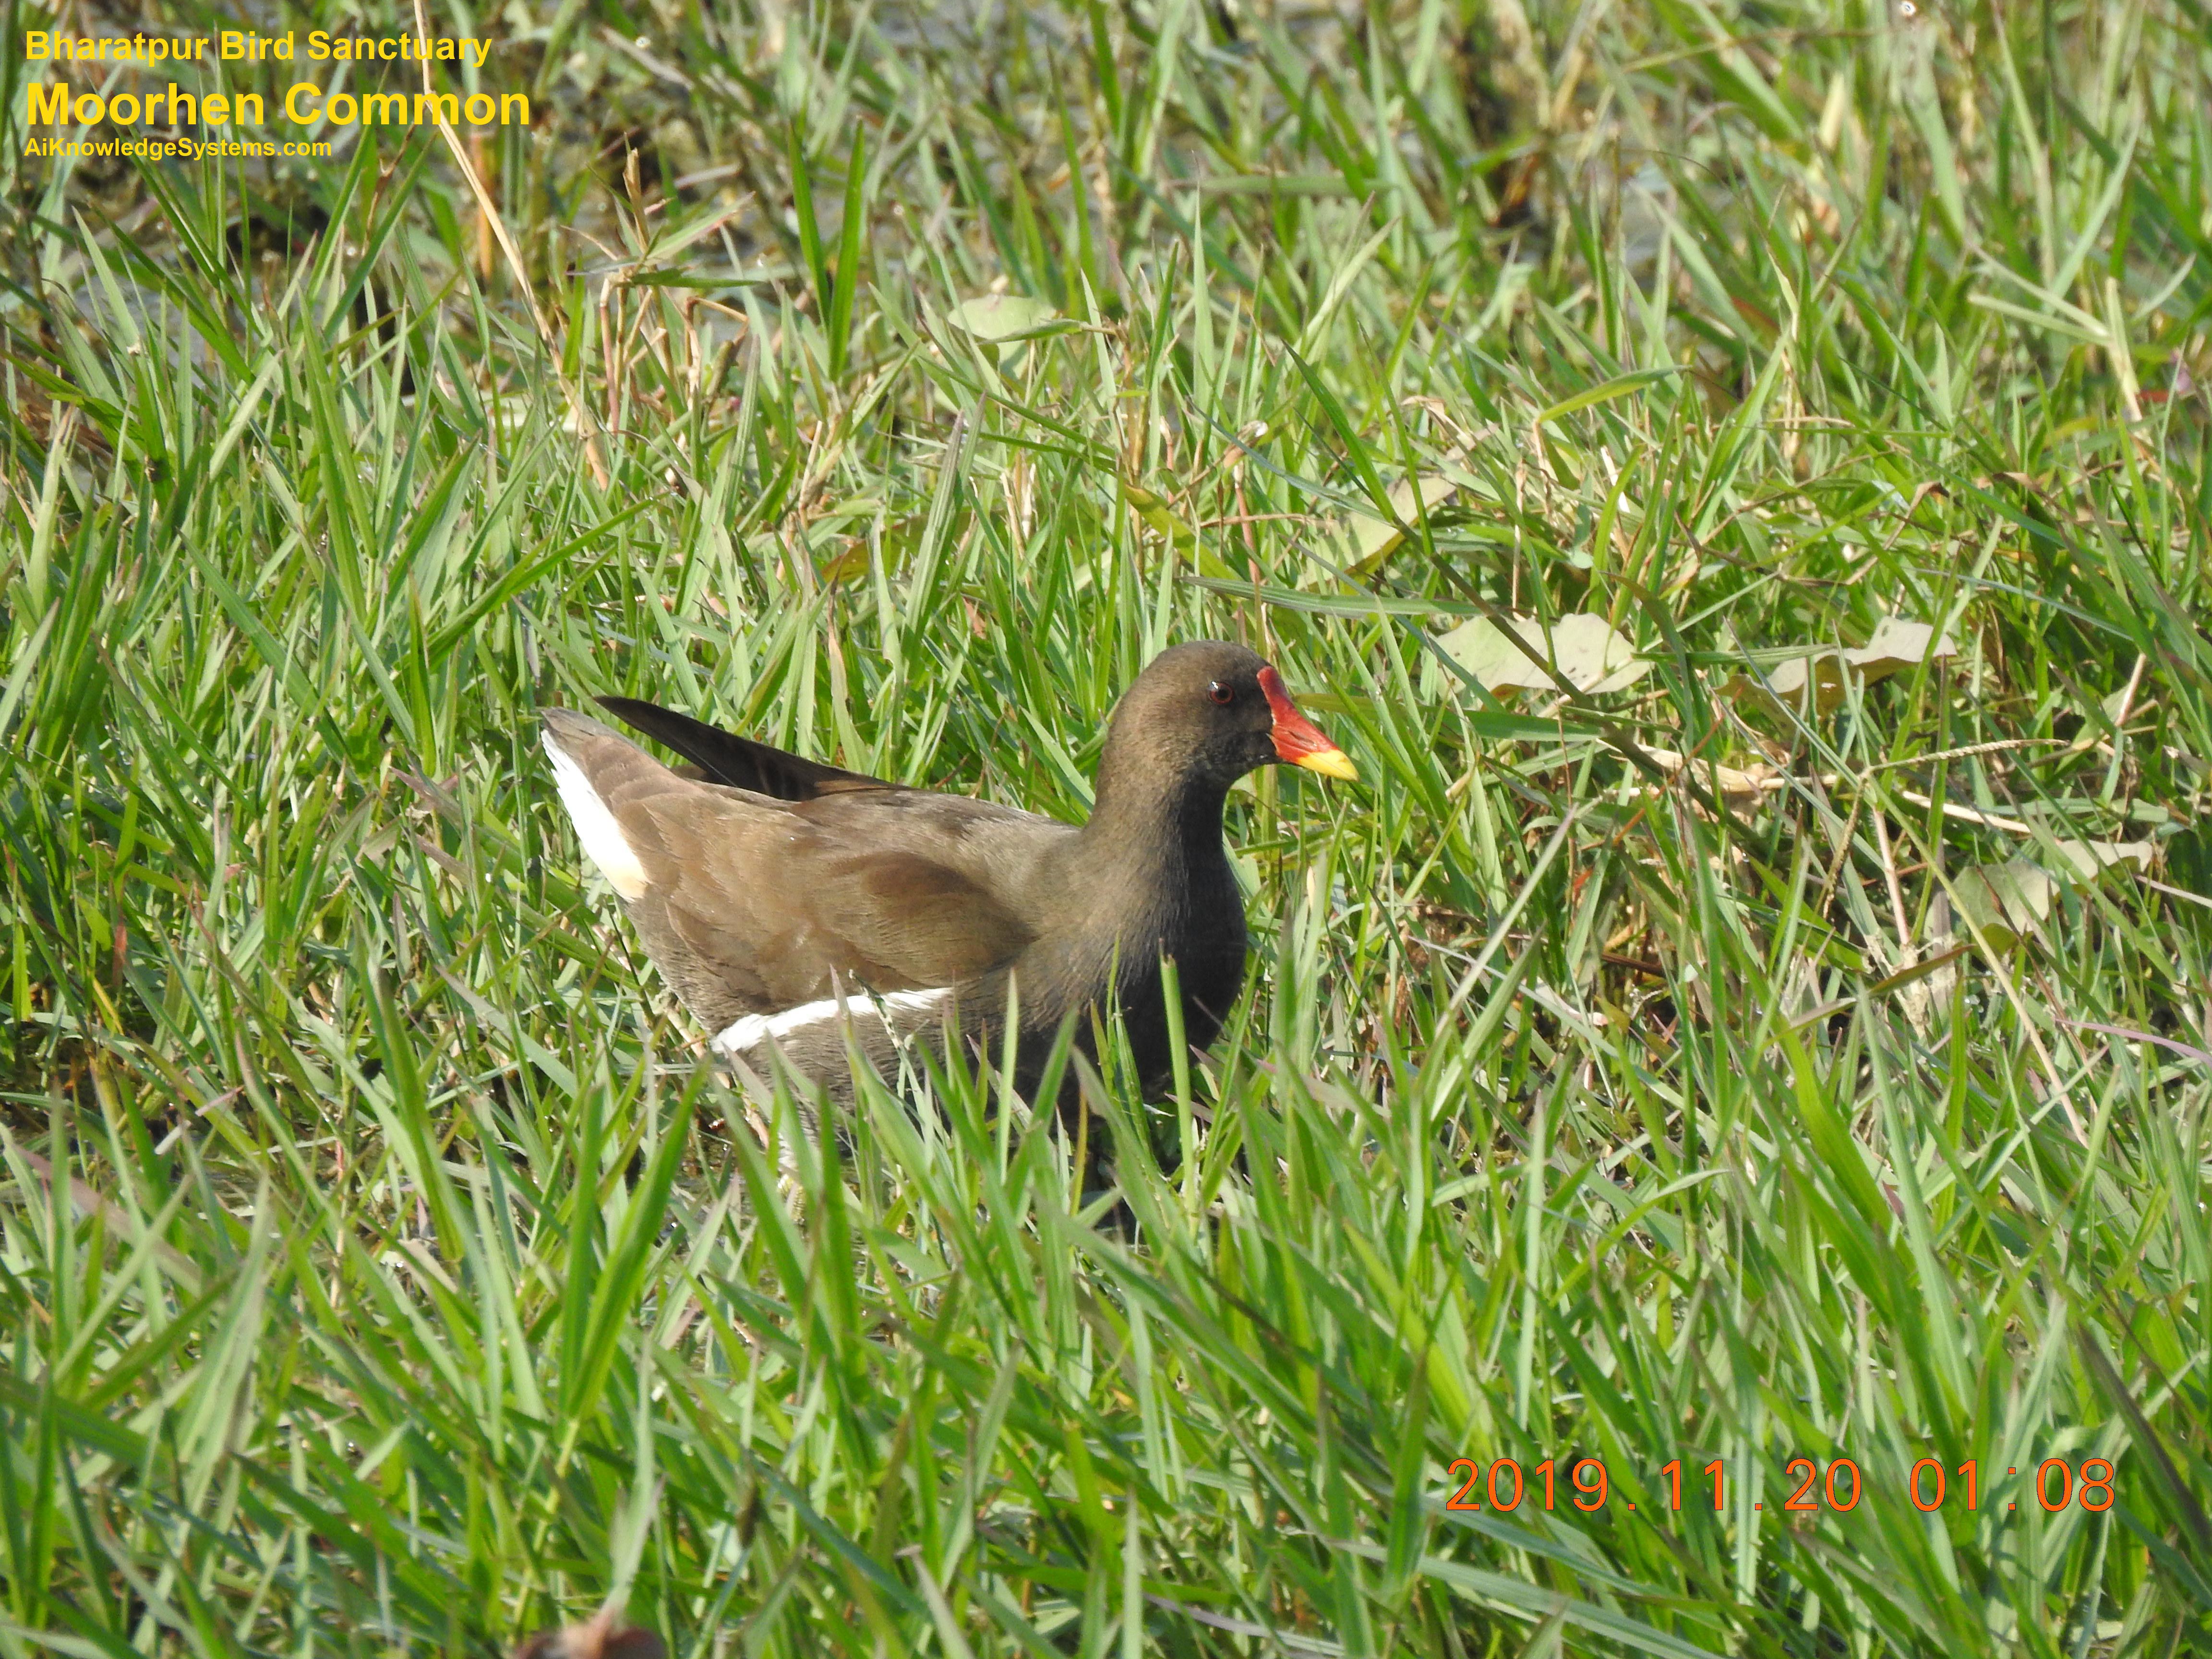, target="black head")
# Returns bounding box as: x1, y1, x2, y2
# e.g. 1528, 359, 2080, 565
1100, 640, 1358, 798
